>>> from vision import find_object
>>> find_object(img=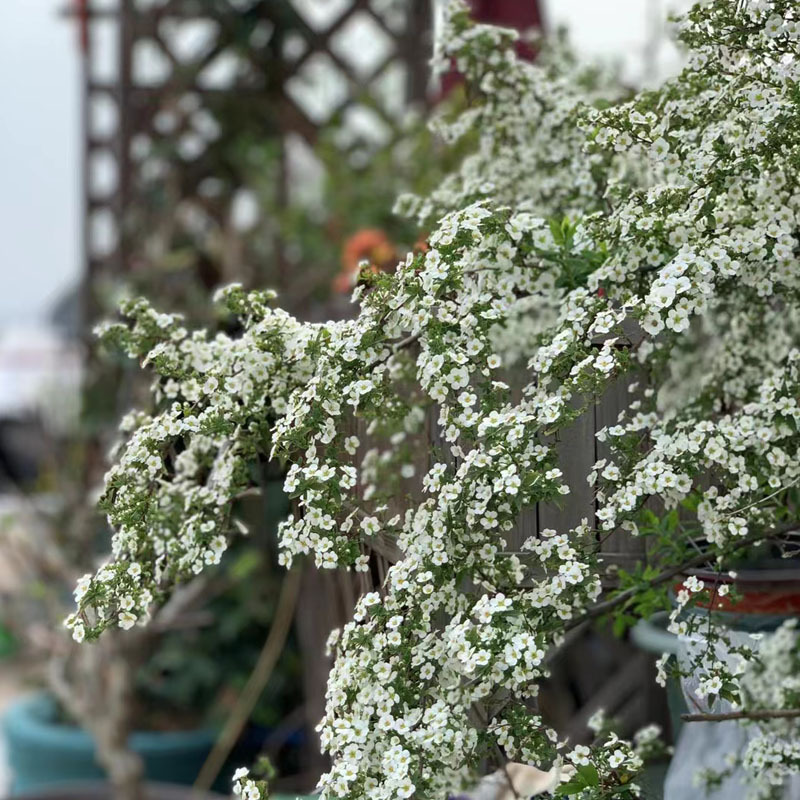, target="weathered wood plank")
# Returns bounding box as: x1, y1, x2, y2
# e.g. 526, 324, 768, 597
538, 397, 597, 537
506, 507, 538, 553
563, 651, 649, 742
295, 565, 360, 775
595, 376, 648, 566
